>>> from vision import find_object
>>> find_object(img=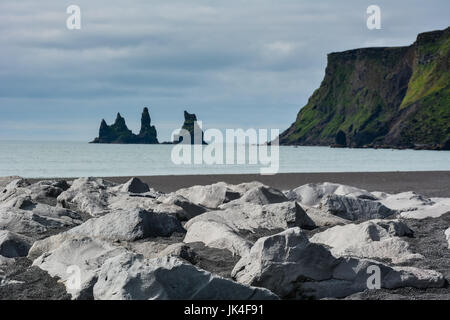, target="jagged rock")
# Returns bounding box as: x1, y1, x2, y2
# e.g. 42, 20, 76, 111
175, 182, 240, 208
231, 228, 445, 299
310, 220, 423, 263
157, 194, 207, 220
156, 243, 198, 264
285, 182, 377, 207
93, 253, 278, 300
183, 201, 315, 256
319, 194, 396, 221
67, 208, 185, 241
137, 107, 158, 144
90, 108, 159, 144
175, 181, 286, 209
0, 230, 32, 258
303, 207, 350, 227
186, 202, 315, 232
376, 191, 450, 219
174, 111, 207, 145
184, 220, 253, 257
113, 177, 150, 194
32, 237, 127, 299
0, 194, 82, 237
220, 185, 288, 207
57, 177, 115, 217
